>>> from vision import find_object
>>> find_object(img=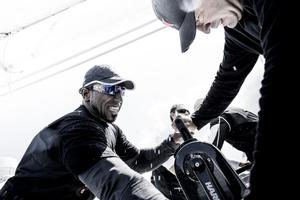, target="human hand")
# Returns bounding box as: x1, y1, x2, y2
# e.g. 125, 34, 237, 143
171, 115, 197, 144
171, 115, 197, 134
171, 132, 184, 144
